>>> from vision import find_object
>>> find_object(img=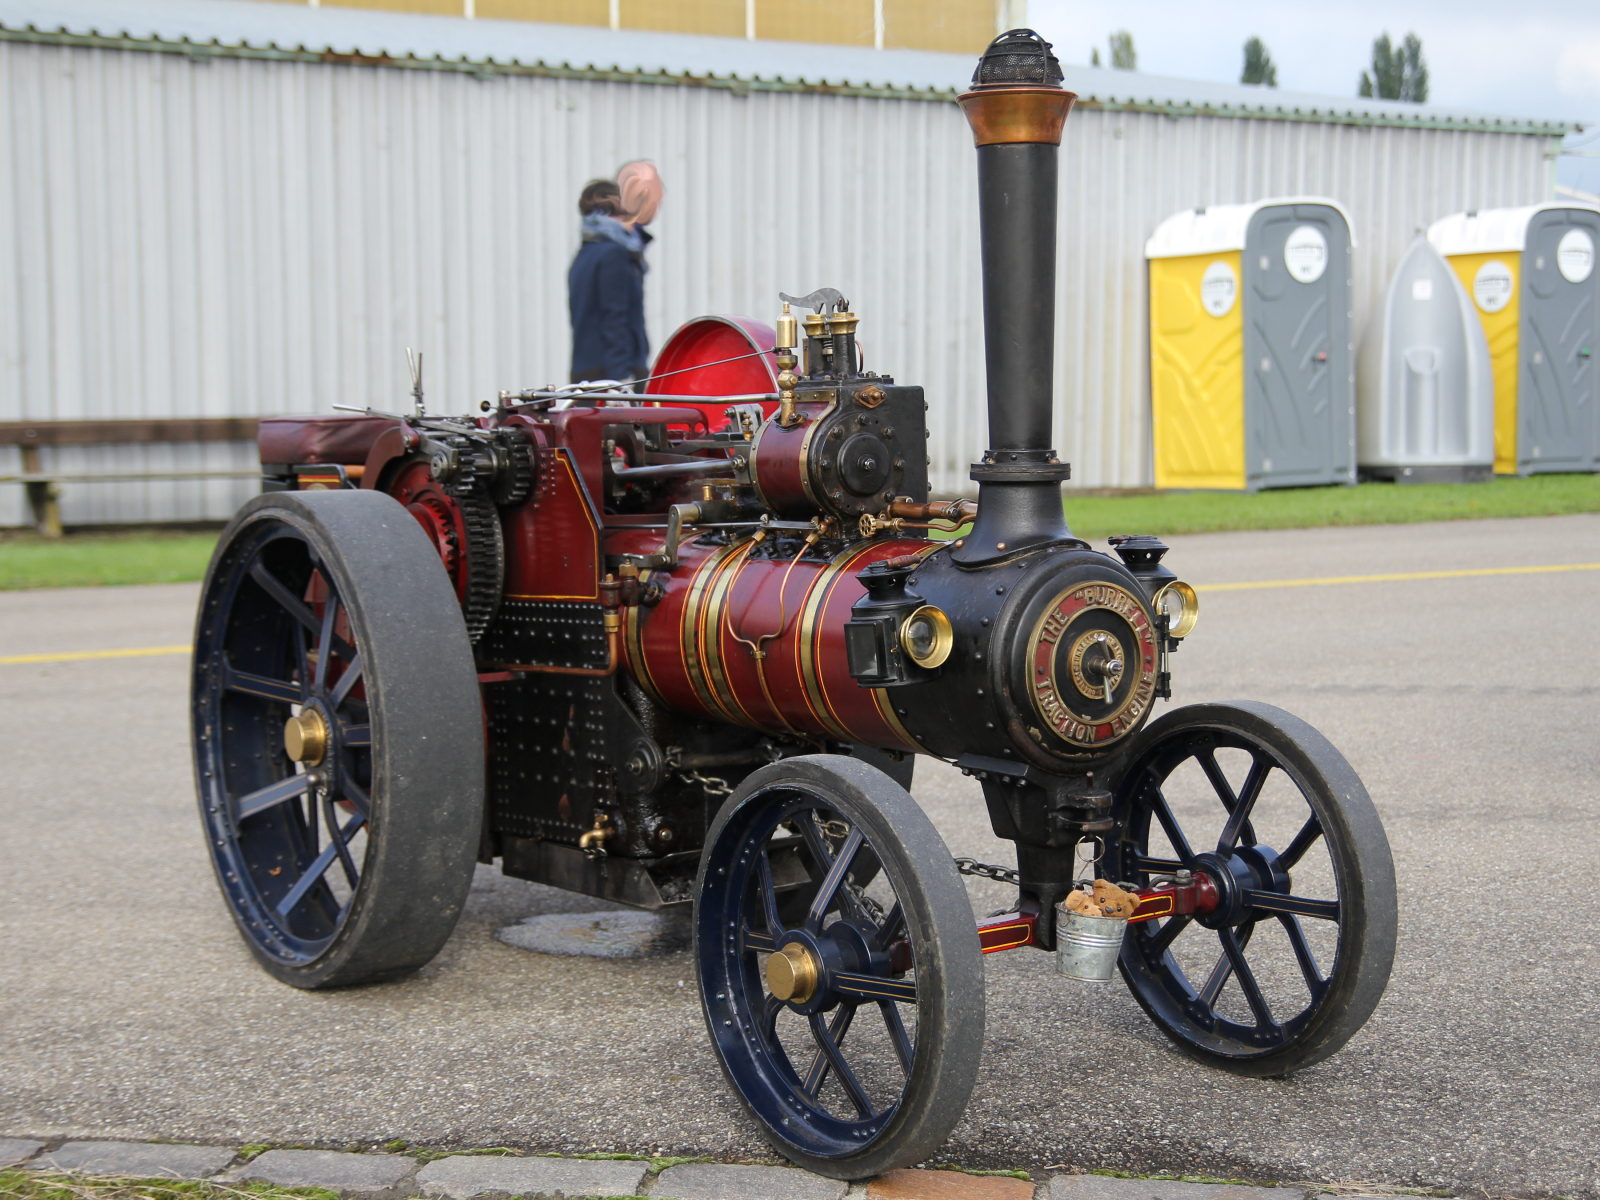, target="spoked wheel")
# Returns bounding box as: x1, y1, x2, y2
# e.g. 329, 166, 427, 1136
1104, 701, 1396, 1076
695, 756, 983, 1180
191, 490, 484, 988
